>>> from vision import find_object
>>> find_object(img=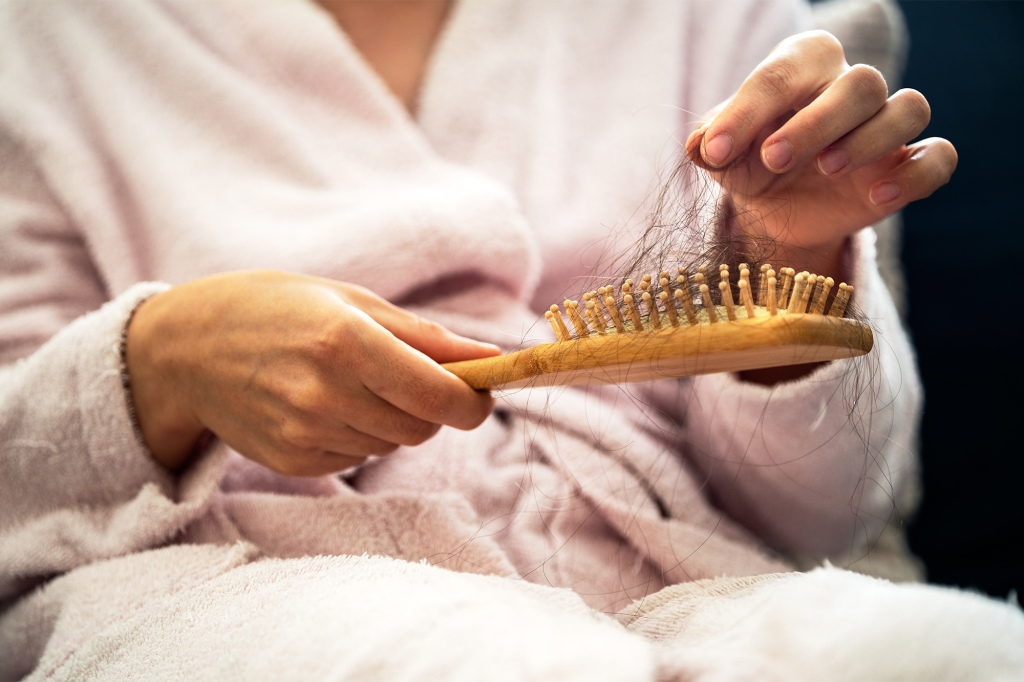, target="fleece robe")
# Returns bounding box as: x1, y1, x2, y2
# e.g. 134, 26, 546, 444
4, 1, 1017, 680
